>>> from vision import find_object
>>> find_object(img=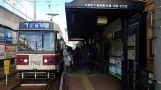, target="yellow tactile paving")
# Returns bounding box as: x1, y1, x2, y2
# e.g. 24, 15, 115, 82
81, 76, 94, 90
